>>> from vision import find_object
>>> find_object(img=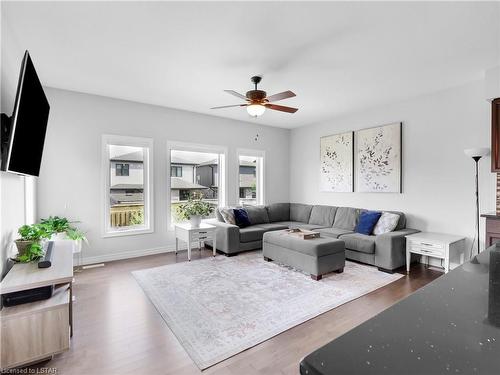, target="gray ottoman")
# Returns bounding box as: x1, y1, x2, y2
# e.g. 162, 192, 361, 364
262, 230, 345, 281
